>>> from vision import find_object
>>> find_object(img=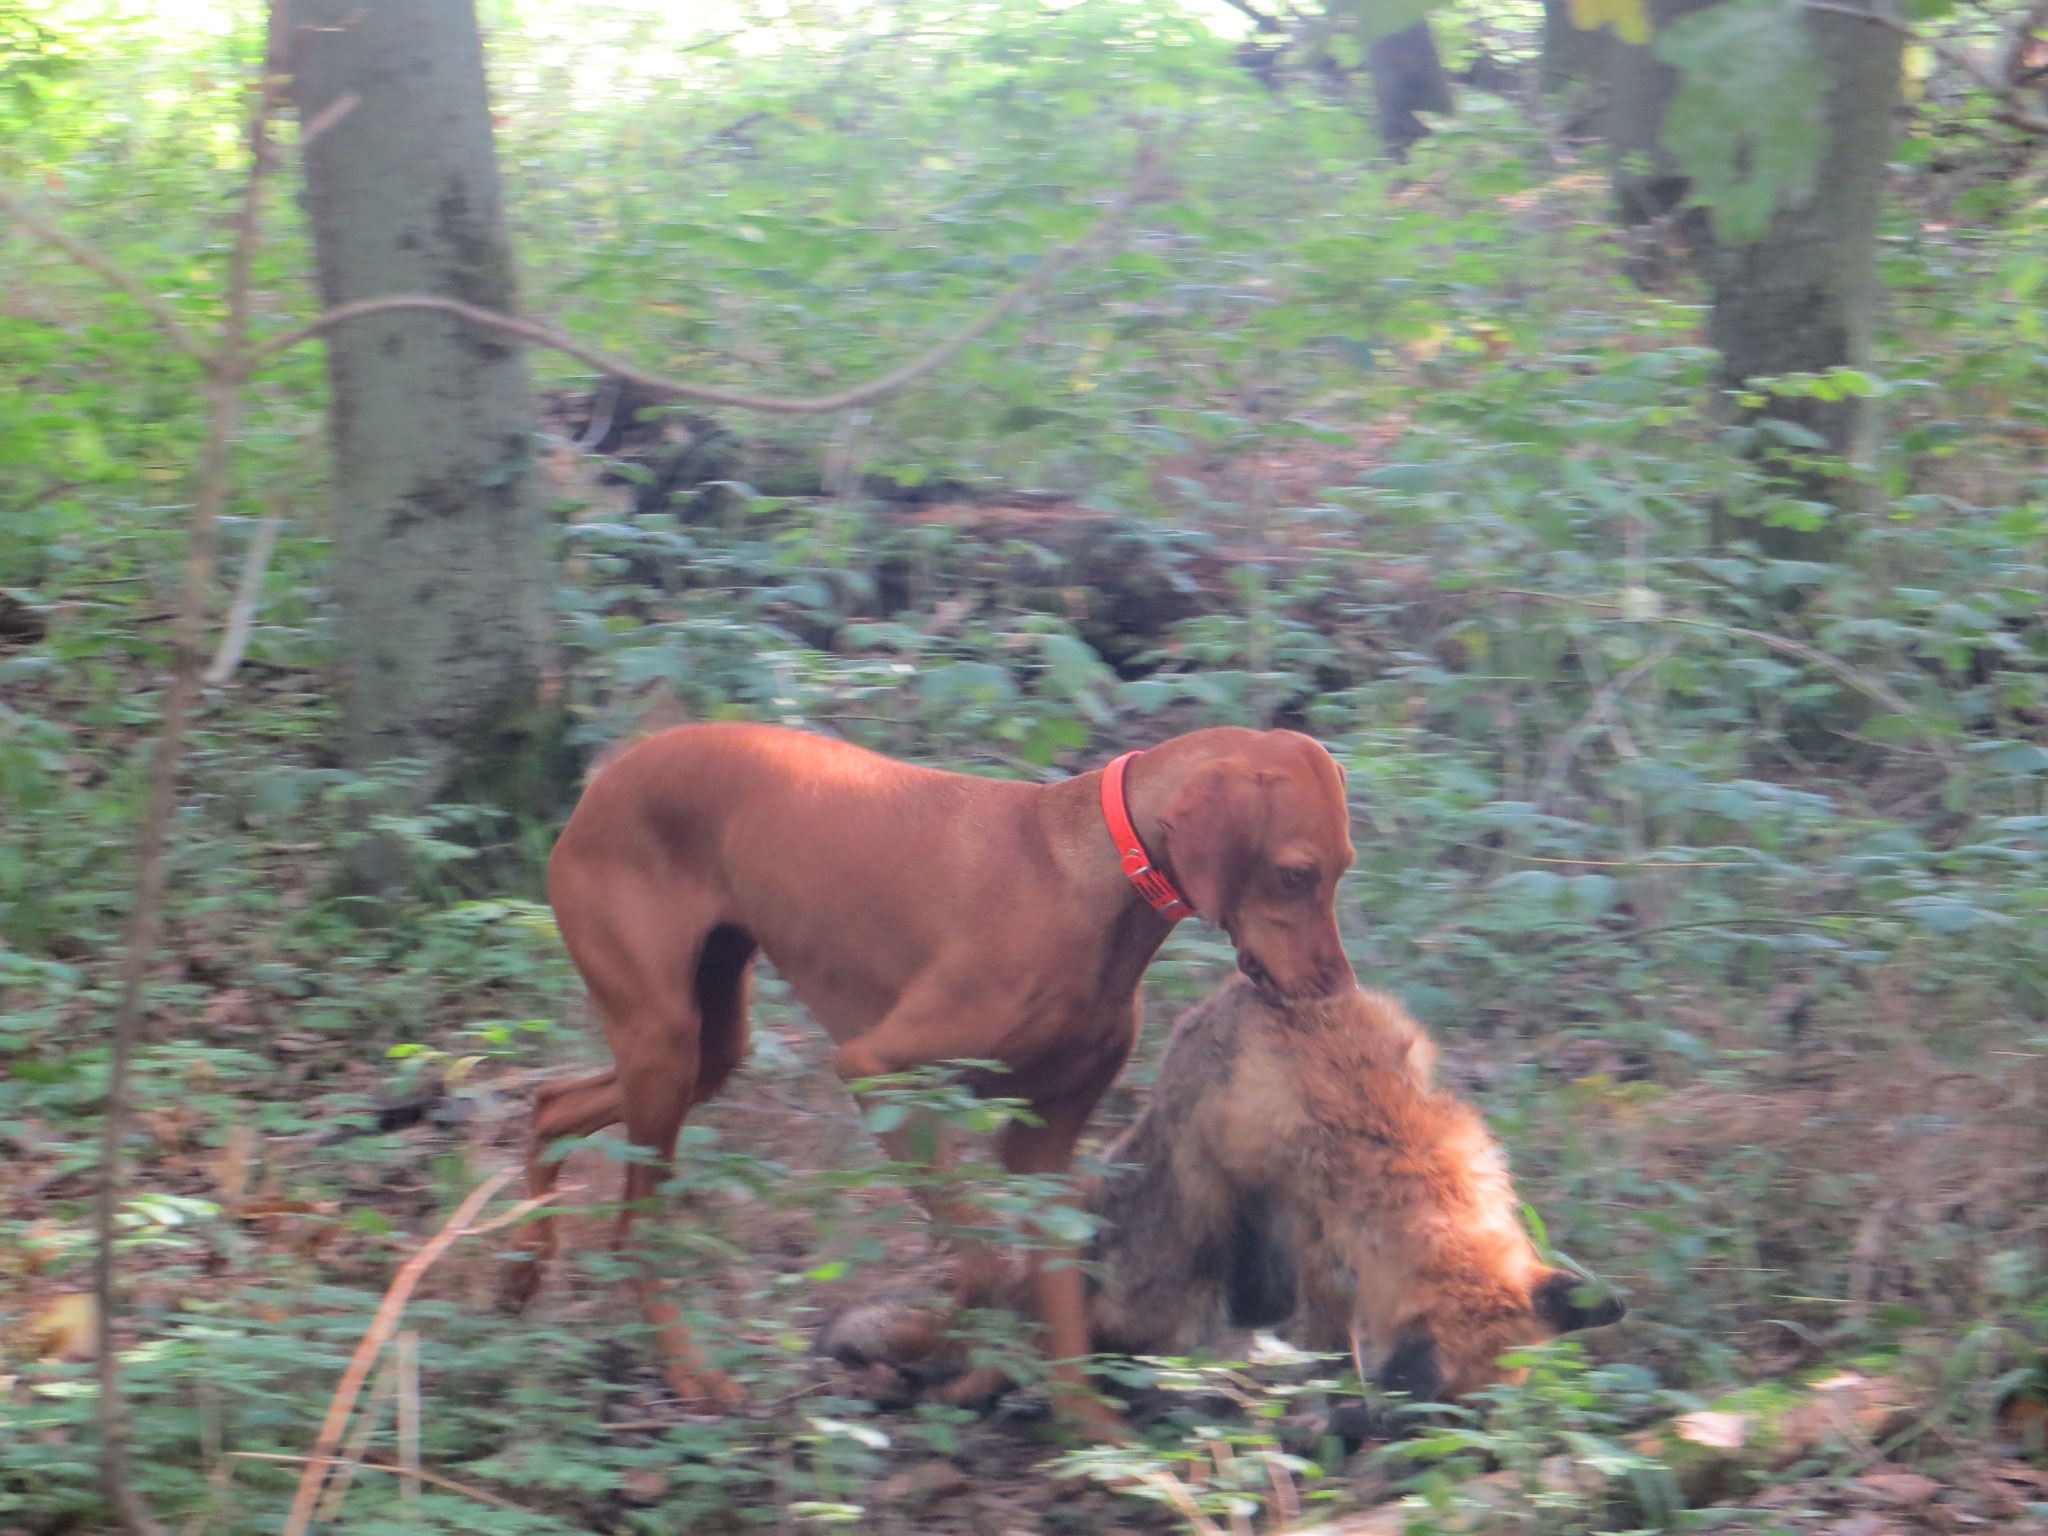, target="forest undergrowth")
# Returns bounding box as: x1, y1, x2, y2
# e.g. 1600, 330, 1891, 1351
3, 2, 2048, 1533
